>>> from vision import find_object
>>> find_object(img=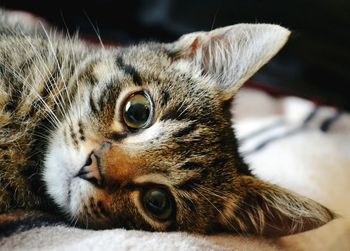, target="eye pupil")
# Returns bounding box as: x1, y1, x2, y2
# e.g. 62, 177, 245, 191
143, 188, 173, 220
125, 102, 150, 126
146, 190, 166, 212
123, 92, 153, 129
